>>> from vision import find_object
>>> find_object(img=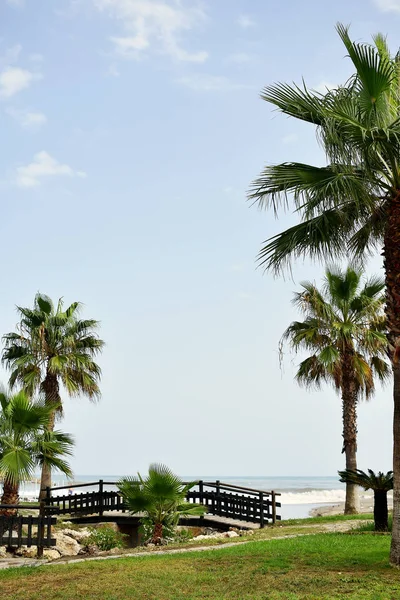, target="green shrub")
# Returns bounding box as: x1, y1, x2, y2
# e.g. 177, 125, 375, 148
86, 525, 127, 551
